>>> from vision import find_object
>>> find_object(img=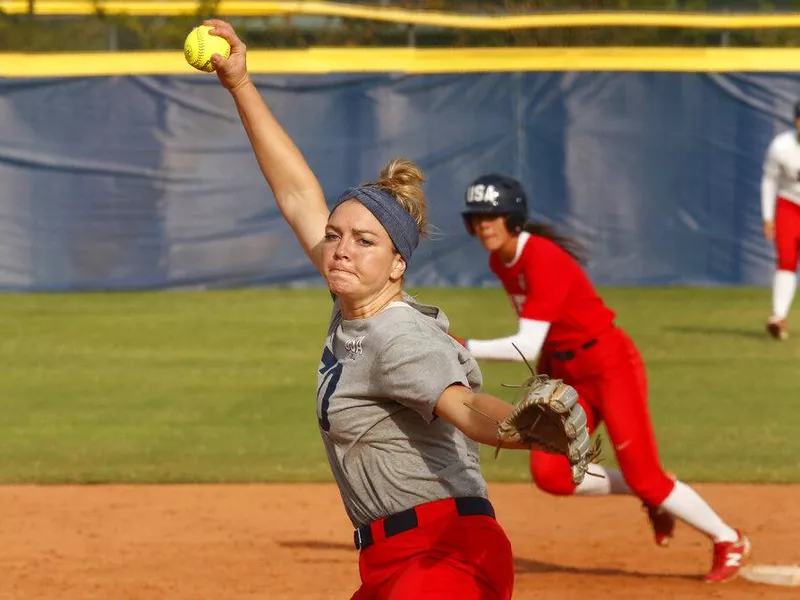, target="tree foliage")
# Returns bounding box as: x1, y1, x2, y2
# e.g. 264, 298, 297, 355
0, 0, 799, 51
